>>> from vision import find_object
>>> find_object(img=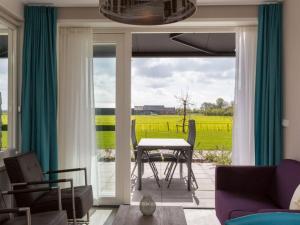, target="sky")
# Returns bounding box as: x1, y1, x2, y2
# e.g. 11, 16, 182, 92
94, 57, 236, 109
0, 57, 236, 110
